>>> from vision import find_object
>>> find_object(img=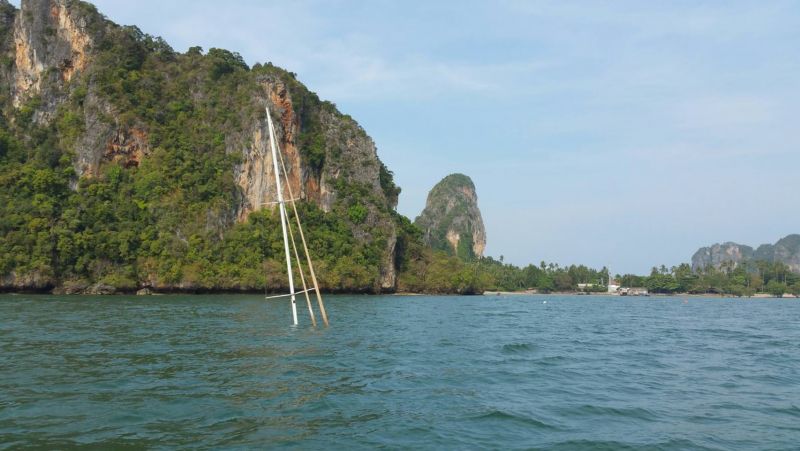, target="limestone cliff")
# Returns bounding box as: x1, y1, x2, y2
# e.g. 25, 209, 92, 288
232, 75, 399, 288
691, 234, 800, 273
0, 0, 138, 177
10, 0, 96, 111
415, 174, 486, 259
0, 0, 402, 292
691, 242, 754, 272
